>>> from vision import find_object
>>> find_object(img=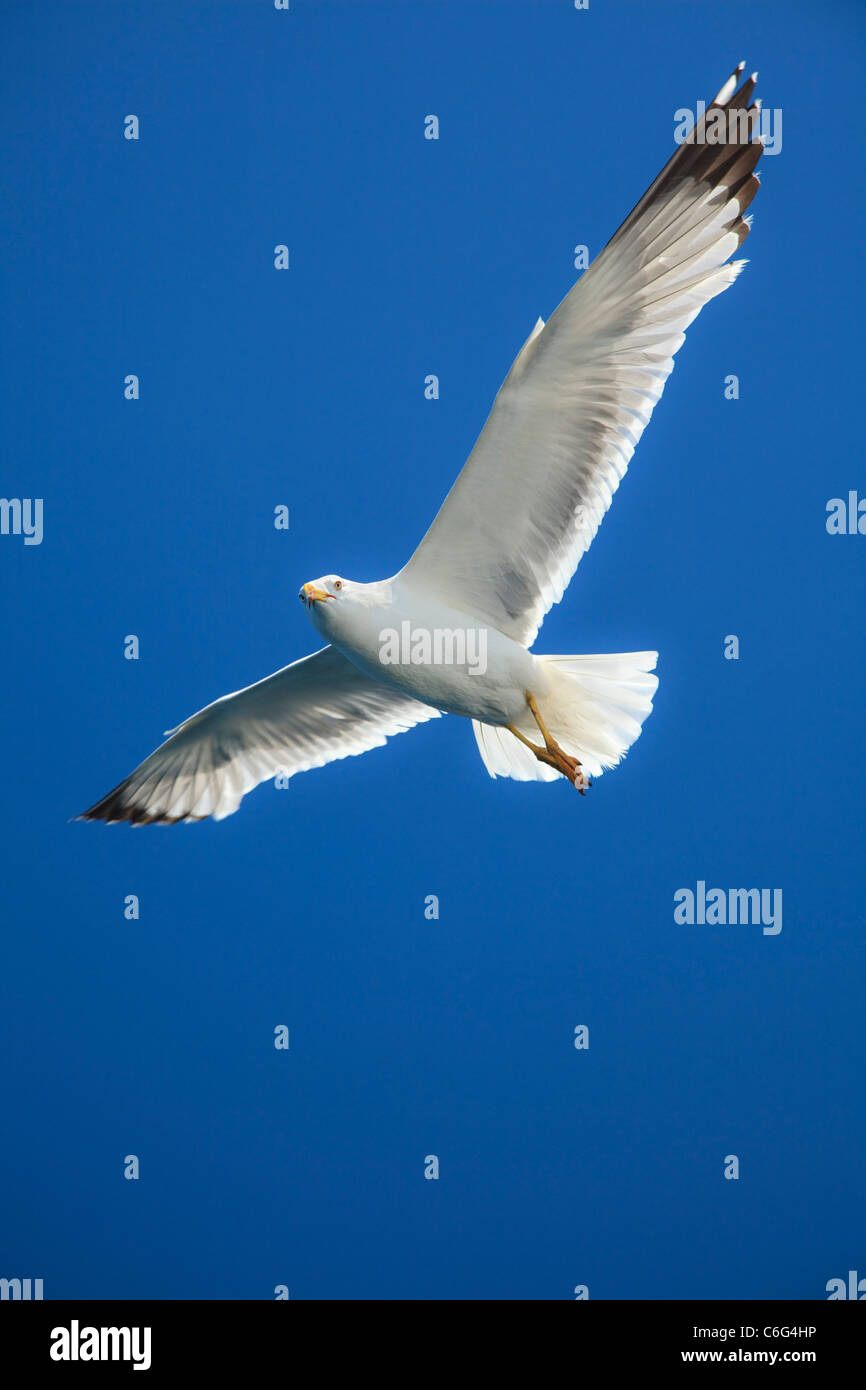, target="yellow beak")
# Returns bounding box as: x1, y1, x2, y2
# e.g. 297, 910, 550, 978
301, 582, 333, 606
